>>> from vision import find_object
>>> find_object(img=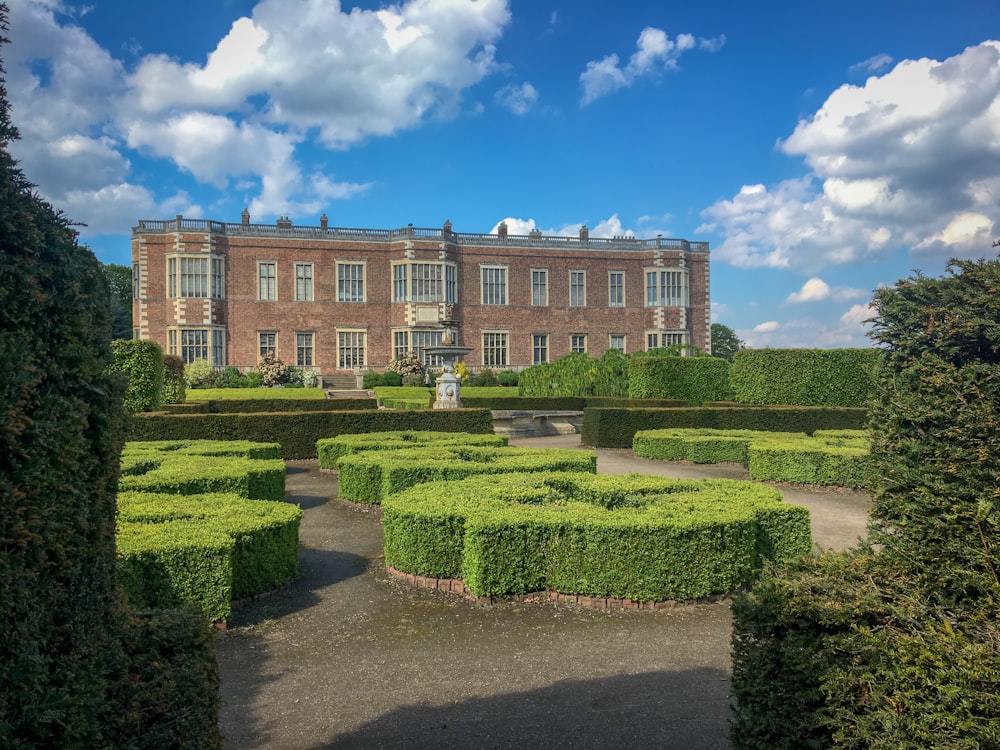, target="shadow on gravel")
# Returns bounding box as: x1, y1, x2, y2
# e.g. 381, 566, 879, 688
321, 667, 731, 750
